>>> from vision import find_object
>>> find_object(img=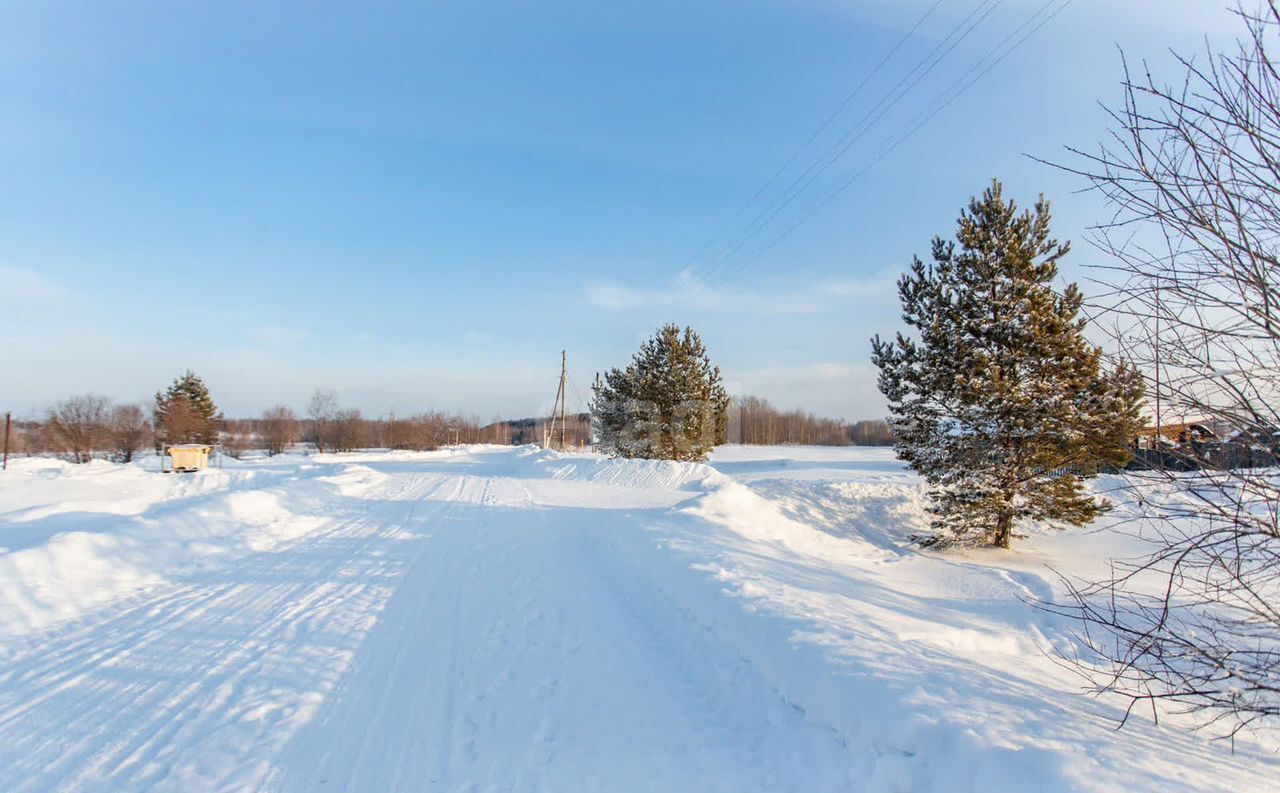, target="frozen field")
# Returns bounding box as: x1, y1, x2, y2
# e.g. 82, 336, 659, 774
0, 445, 1274, 792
